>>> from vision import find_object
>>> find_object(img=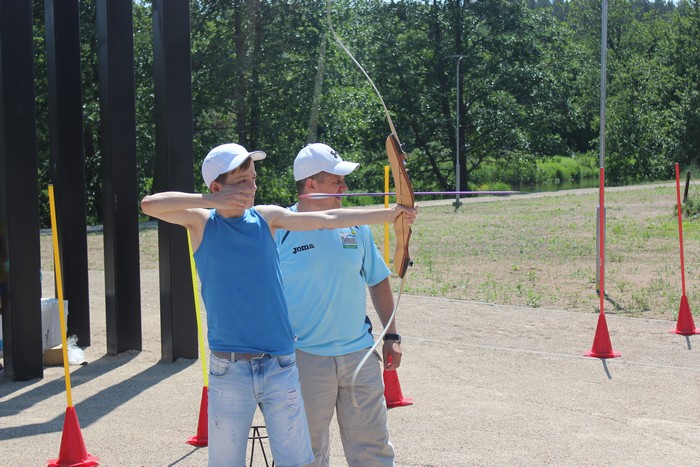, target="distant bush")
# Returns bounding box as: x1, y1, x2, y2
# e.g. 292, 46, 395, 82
681, 194, 700, 220
471, 152, 598, 188
472, 181, 513, 192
